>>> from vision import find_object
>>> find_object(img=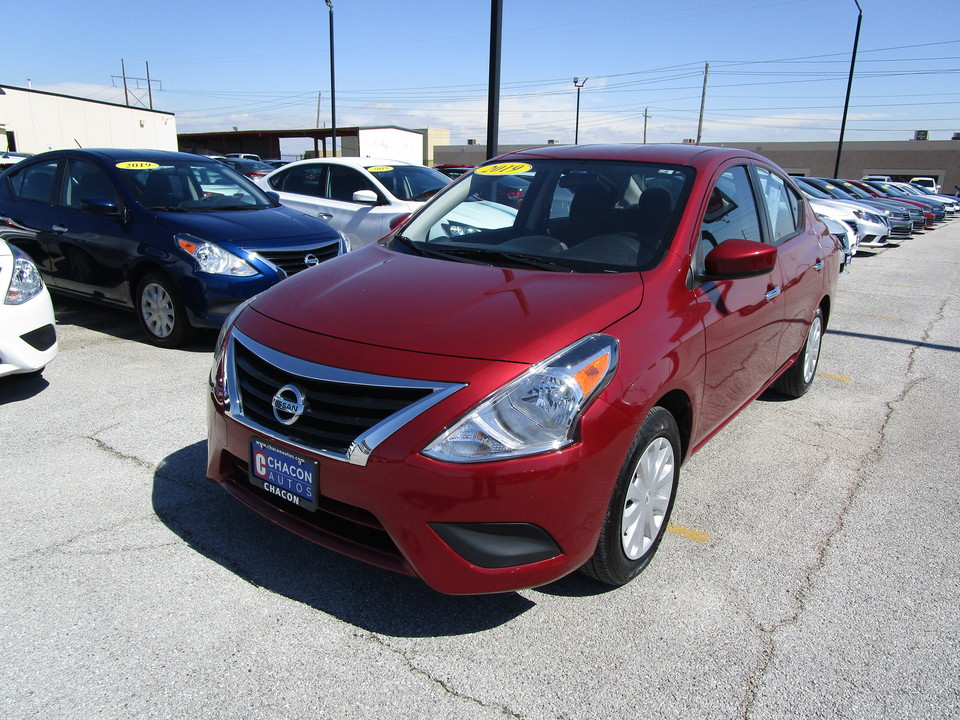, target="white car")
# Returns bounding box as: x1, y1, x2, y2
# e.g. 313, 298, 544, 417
820, 216, 855, 276
257, 157, 450, 248
0, 239, 58, 377
910, 177, 941, 194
